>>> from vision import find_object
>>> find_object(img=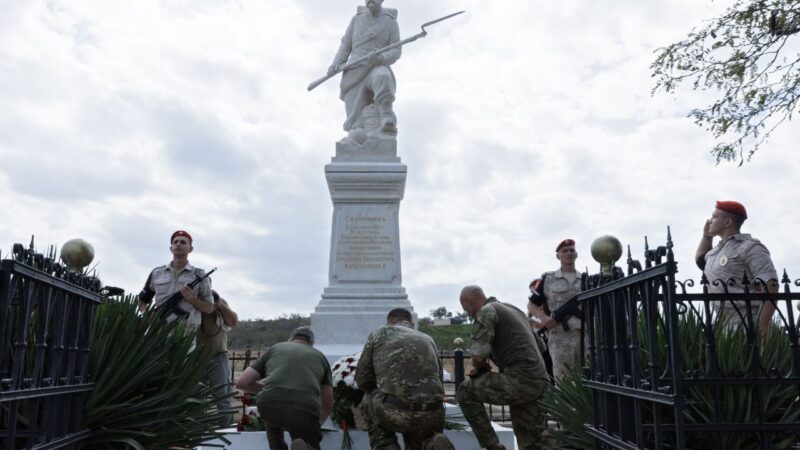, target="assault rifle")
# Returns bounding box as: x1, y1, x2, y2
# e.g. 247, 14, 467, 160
307, 11, 465, 91
155, 268, 217, 321
537, 294, 582, 335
